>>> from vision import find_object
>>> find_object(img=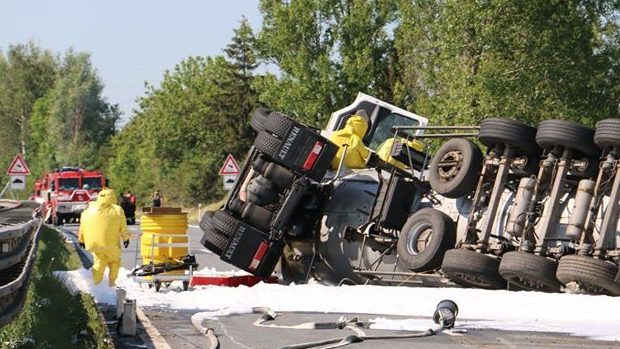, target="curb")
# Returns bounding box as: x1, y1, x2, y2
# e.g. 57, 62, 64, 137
136, 306, 172, 349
